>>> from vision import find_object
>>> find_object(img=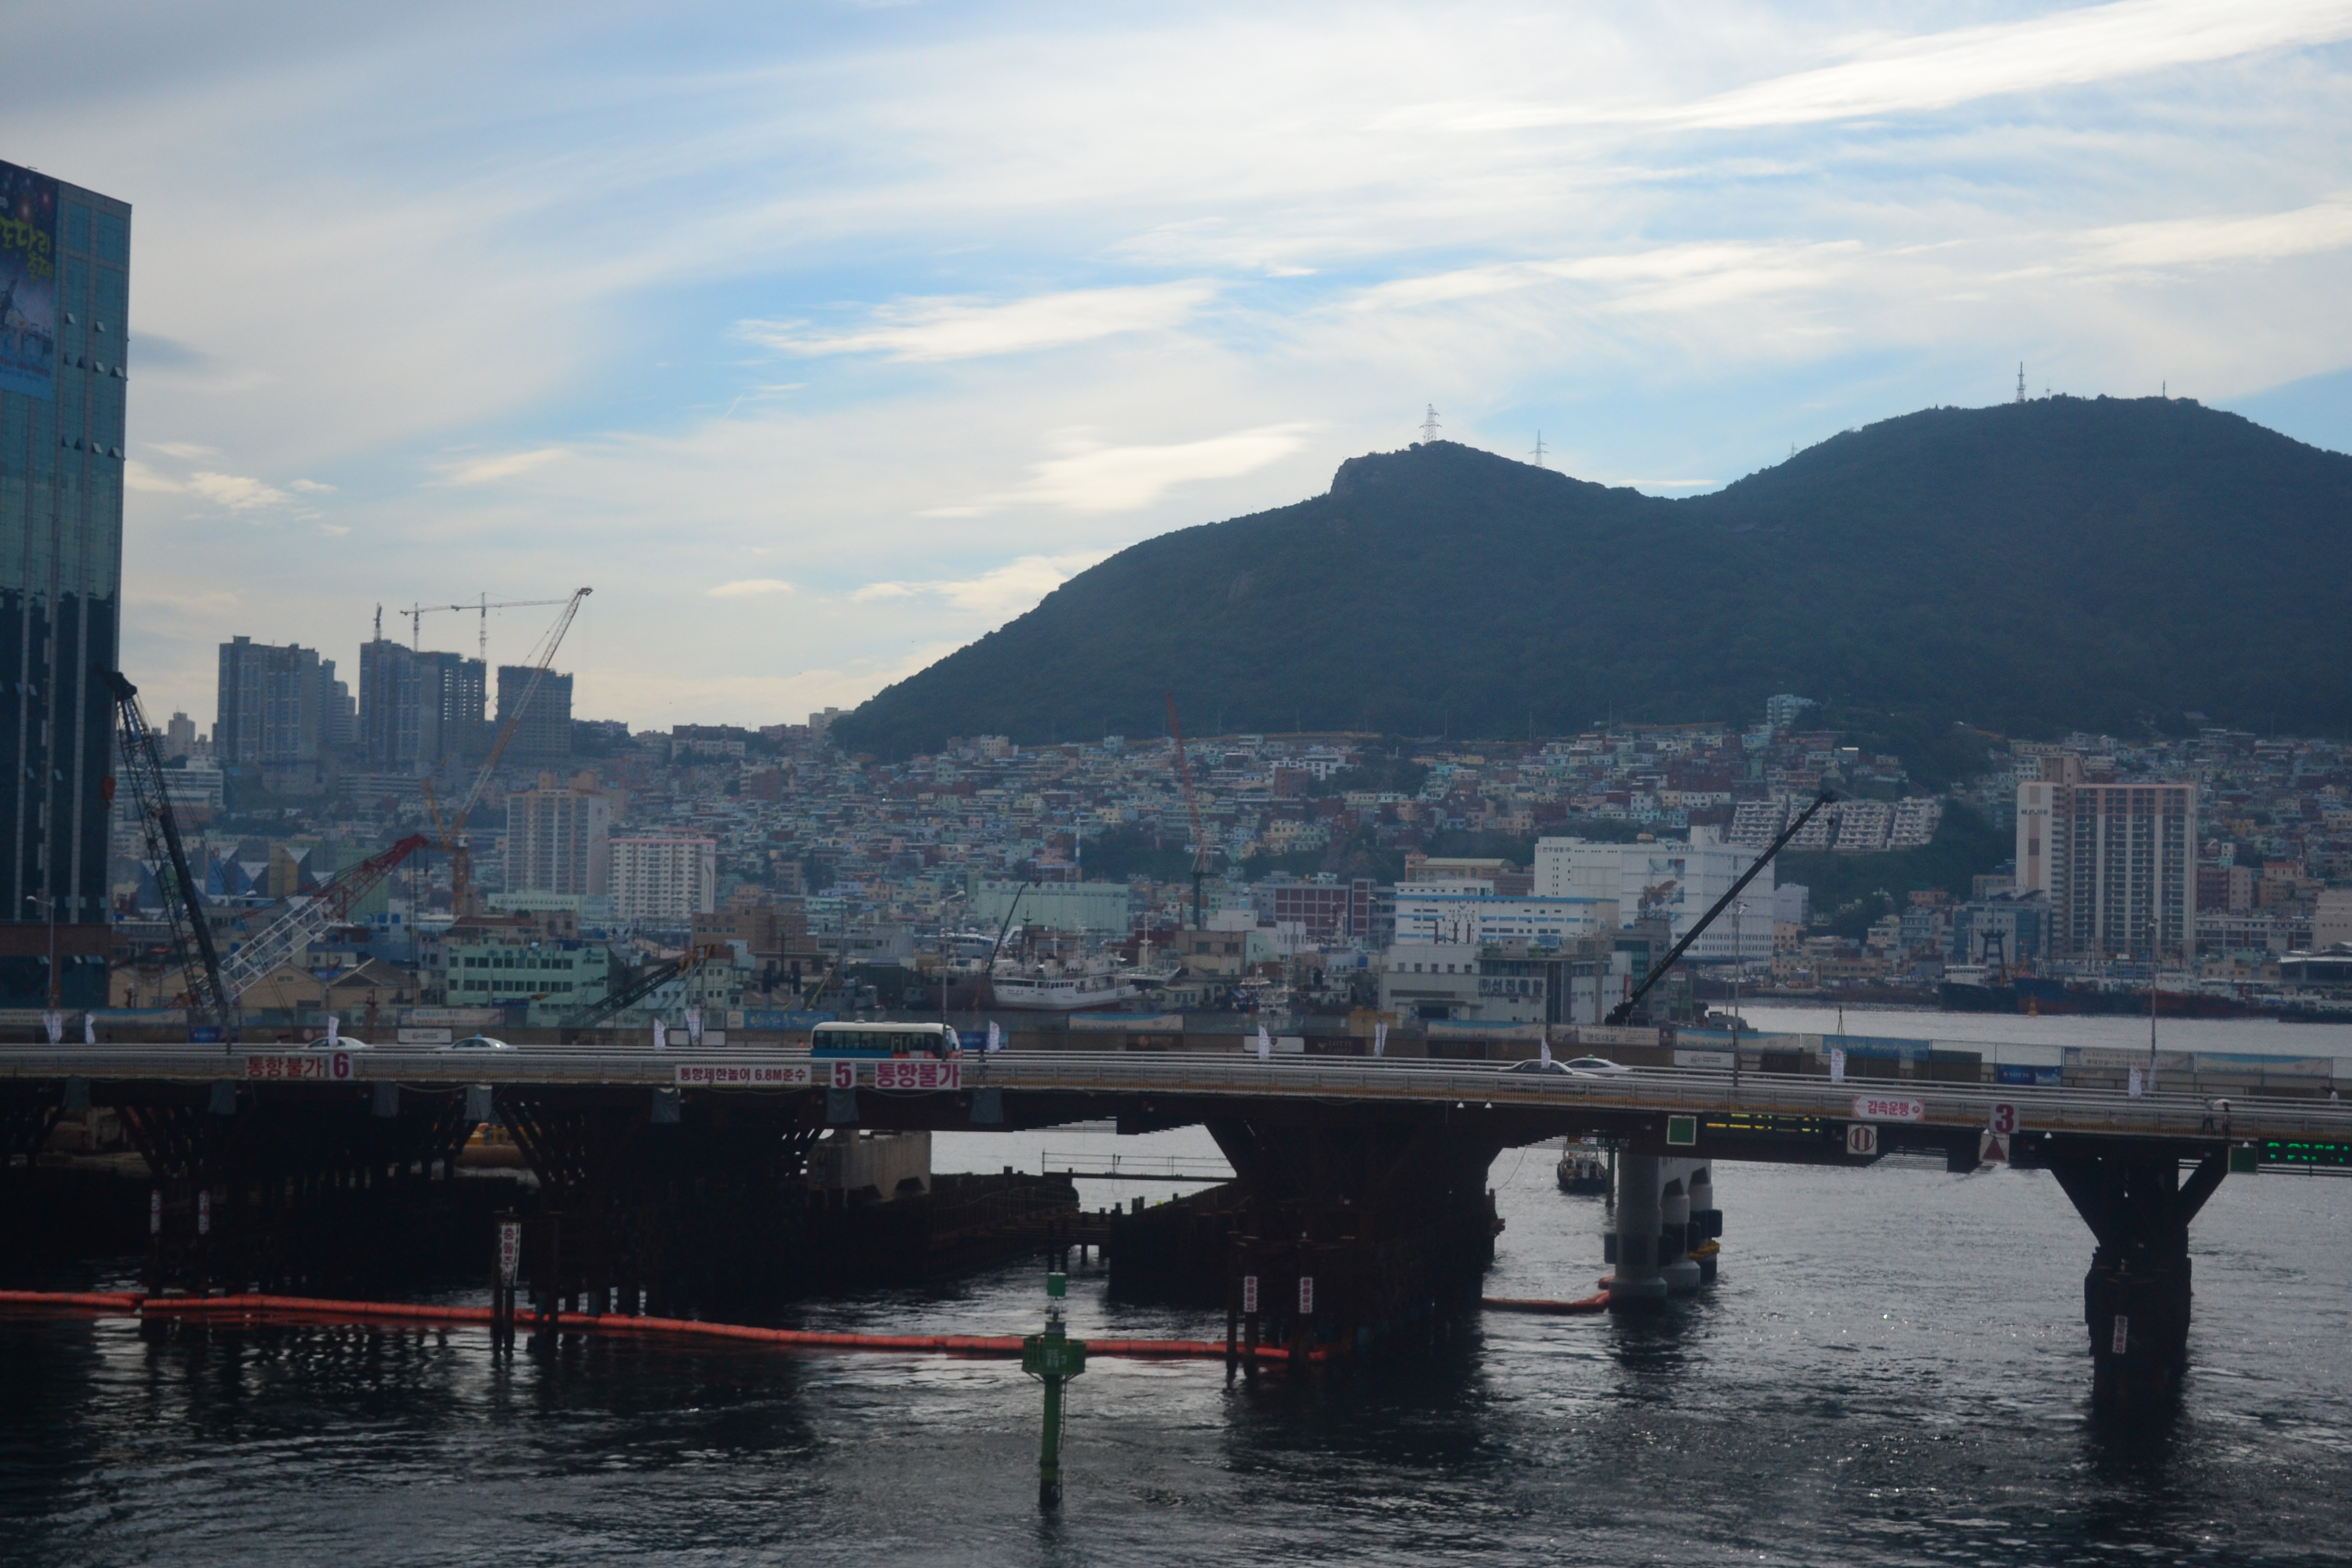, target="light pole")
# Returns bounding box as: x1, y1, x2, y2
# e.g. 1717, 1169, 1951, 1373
26, 895, 56, 1008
